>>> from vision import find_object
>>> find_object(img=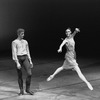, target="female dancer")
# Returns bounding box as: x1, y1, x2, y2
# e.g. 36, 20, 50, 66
47, 28, 93, 90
